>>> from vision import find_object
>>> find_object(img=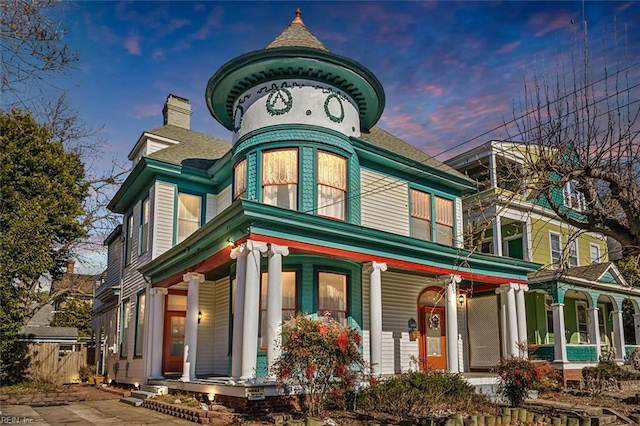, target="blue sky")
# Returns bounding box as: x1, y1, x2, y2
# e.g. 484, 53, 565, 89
37, 1, 640, 272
